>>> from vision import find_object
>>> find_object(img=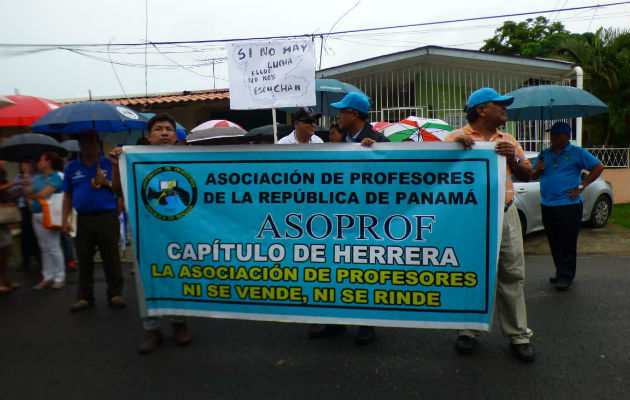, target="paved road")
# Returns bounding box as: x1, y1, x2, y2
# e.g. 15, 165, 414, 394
2, 253, 628, 399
